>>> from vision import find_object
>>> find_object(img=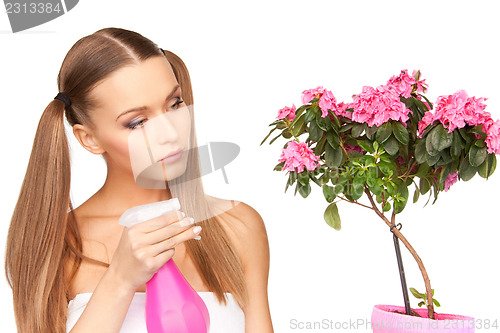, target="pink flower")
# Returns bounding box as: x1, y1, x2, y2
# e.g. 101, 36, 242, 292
318, 89, 337, 118
420, 90, 491, 134
277, 104, 297, 122
387, 69, 416, 98
278, 141, 320, 173
350, 85, 412, 127
334, 102, 353, 119
301, 86, 337, 118
386, 69, 428, 98
418, 111, 435, 136
485, 119, 500, 154
411, 70, 428, 94
302, 86, 326, 105
444, 171, 458, 192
